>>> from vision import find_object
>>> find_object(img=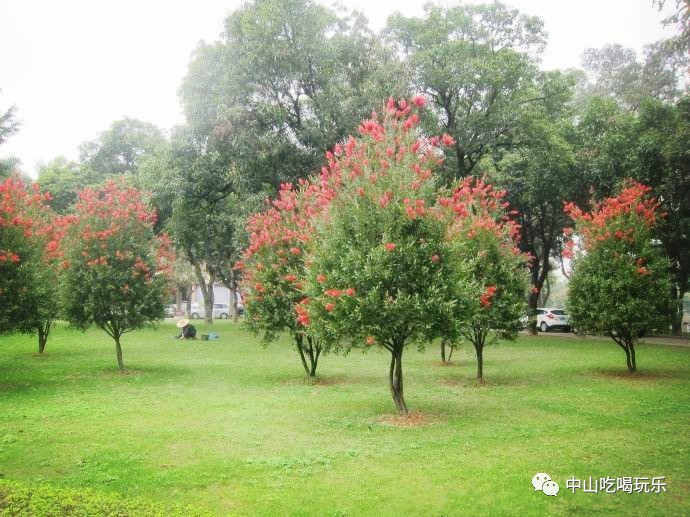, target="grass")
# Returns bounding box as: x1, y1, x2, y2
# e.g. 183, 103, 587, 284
1, 321, 689, 516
